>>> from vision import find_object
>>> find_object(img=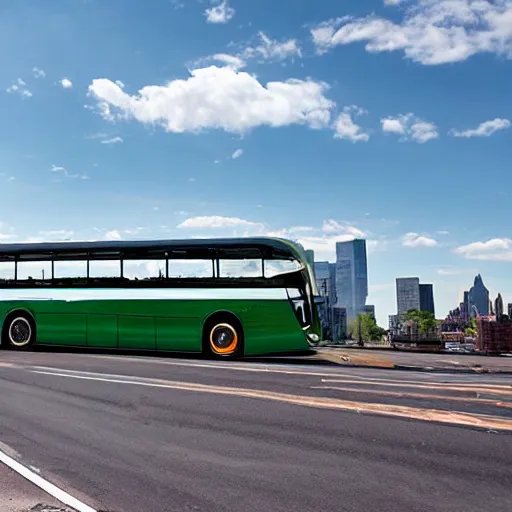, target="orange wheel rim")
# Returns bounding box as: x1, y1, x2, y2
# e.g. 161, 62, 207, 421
209, 323, 238, 354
